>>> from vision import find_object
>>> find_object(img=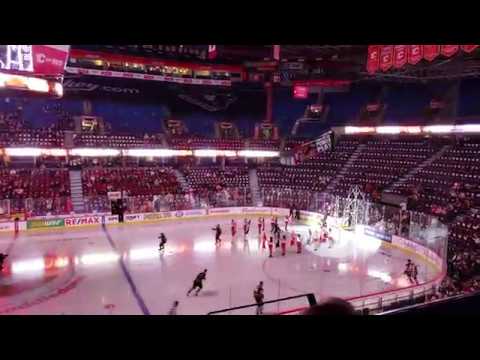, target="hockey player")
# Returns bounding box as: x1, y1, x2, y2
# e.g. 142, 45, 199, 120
253, 281, 265, 315
290, 231, 296, 247
268, 236, 274, 258
158, 233, 167, 252
296, 235, 302, 254
314, 229, 322, 251
187, 269, 207, 296
261, 231, 267, 249
307, 228, 313, 245
412, 263, 419, 285
284, 216, 289, 232
212, 224, 222, 245
261, 217, 266, 232
244, 219, 251, 238
273, 221, 281, 244
168, 300, 179, 315
270, 216, 276, 234
404, 259, 413, 283
327, 228, 334, 248
258, 217, 263, 235
281, 235, 287, 256
231, 219, 237, 238
275, 226, 281, 248
0, 253, 7, 272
